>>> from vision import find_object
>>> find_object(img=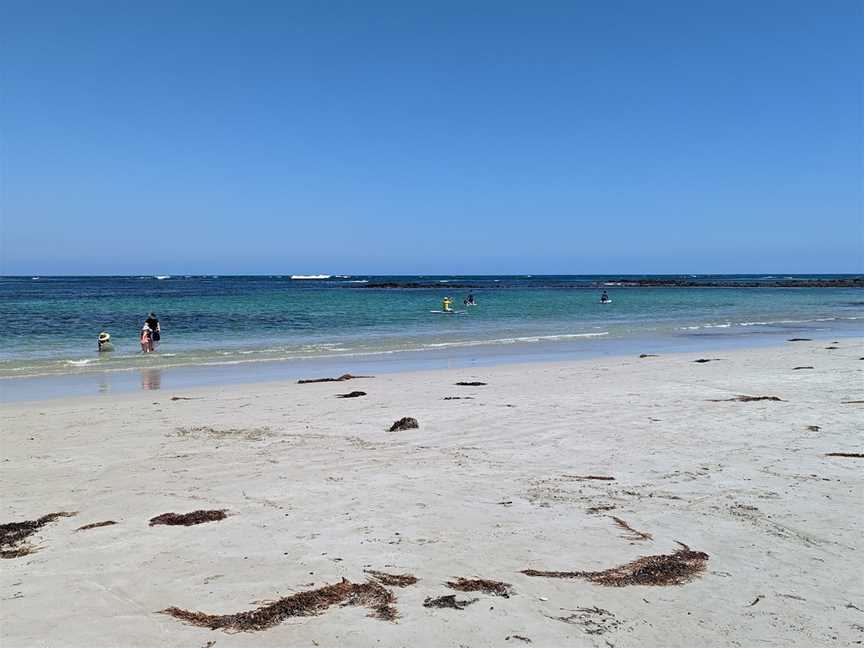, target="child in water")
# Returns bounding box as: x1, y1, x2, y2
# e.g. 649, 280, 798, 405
140, 326, 152, 353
